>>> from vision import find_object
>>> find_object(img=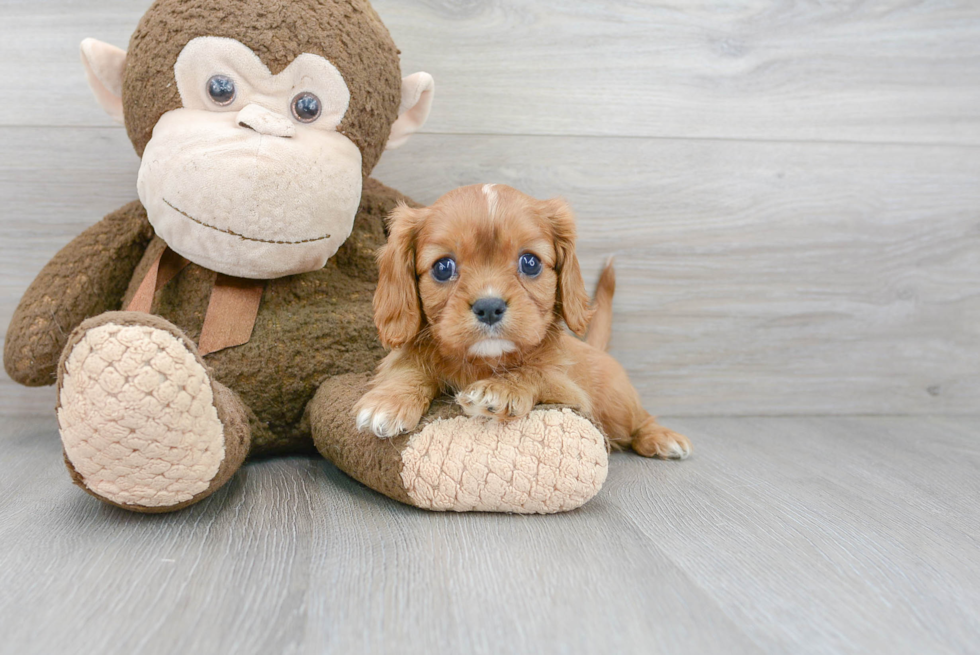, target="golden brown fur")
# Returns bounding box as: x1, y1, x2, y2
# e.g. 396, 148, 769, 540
355, 184, 691, 459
